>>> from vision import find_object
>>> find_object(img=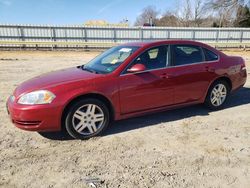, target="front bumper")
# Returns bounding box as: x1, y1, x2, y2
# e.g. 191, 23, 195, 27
6, 96, 62, 132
